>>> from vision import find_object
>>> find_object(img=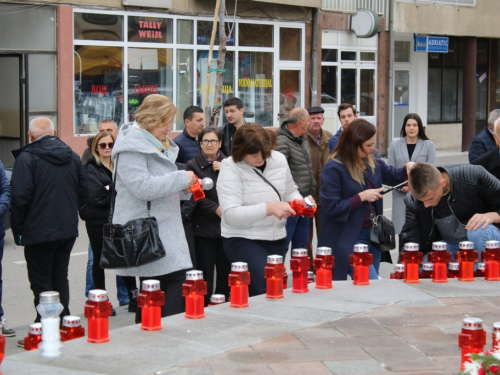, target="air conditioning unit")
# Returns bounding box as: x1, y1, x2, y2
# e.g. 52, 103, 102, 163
122, 0, 172, 8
